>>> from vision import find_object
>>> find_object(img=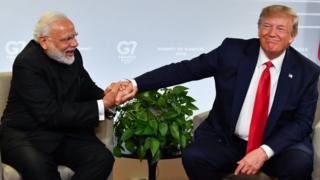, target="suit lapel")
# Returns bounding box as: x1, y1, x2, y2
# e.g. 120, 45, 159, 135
264, 49, 296, 139
230, 41, 260, 129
